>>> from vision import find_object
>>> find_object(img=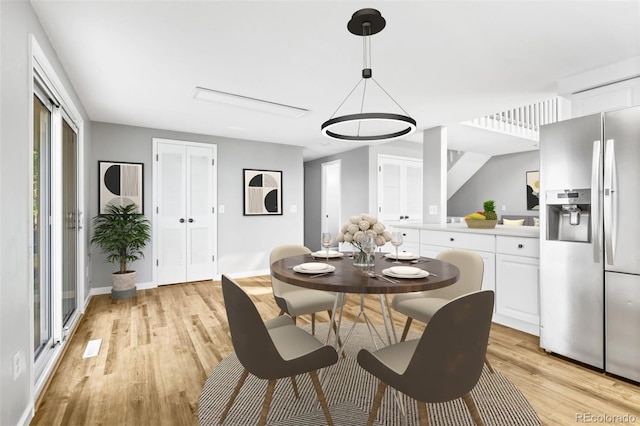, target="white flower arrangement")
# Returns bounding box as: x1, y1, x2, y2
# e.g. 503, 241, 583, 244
336, 213, 391, 250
